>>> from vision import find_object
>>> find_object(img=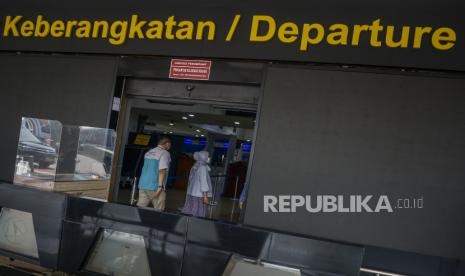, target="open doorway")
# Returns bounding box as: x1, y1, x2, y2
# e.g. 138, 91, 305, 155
112, 78, 260, 222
